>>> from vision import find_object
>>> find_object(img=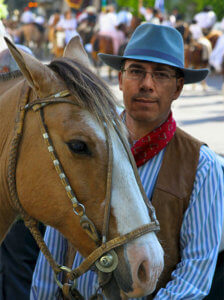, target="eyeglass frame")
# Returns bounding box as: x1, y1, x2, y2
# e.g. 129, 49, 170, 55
121, 66, 179, 83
